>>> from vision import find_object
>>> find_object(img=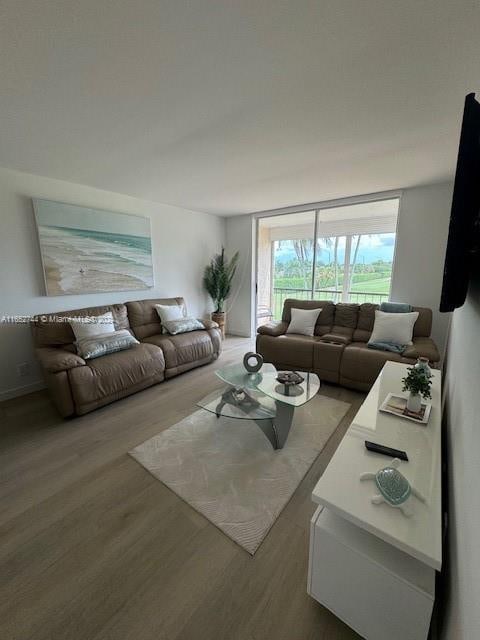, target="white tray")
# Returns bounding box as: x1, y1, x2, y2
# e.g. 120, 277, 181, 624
379, 392, 431, 425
